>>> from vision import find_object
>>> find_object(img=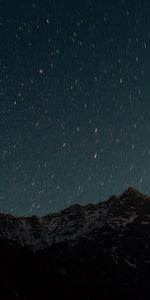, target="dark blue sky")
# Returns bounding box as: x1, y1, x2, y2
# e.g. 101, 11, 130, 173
0, 0, 150, 215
